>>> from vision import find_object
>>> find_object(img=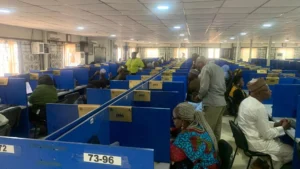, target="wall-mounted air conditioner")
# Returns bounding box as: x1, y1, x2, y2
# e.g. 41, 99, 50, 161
48, 33, 61, 41
31, 42, 44, 54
